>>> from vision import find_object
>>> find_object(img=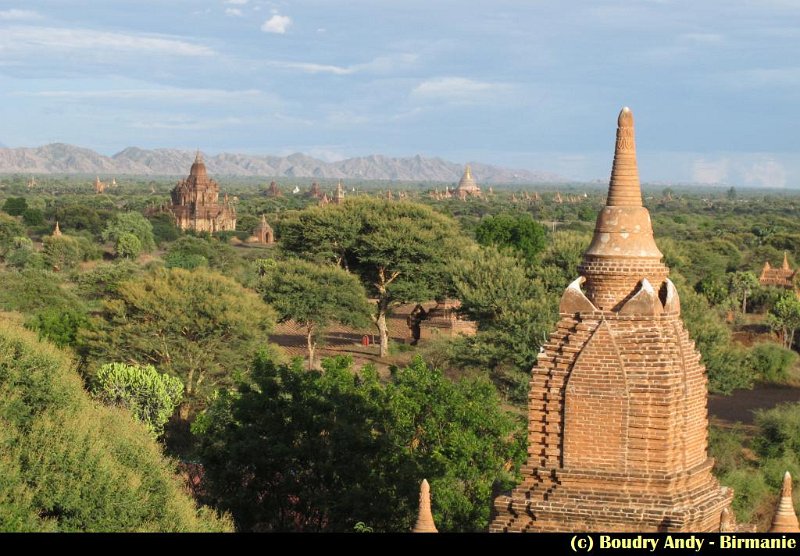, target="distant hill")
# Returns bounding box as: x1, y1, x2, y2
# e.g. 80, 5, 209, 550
0, 143, 563, 184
